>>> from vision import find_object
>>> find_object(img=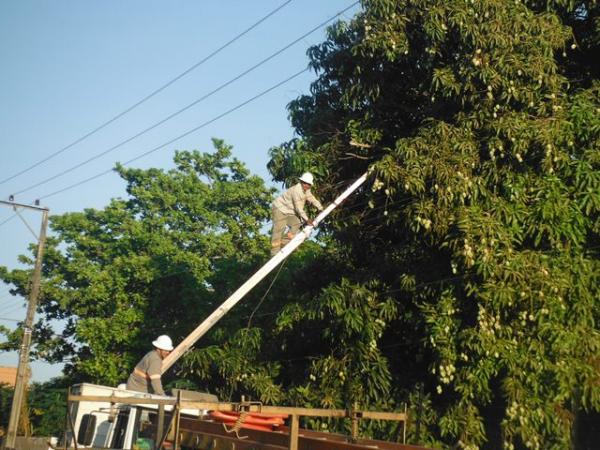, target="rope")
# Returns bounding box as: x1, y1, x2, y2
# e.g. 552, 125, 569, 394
247, 259, 287, 328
